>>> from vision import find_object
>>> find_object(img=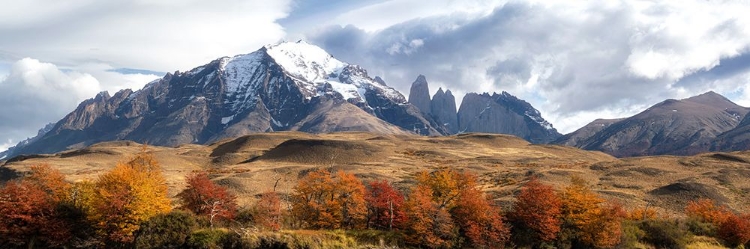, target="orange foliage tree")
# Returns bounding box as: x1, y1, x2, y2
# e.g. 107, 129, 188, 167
89, 148, 172, 244
685, 198, 732, 225
0, 179, 71, 247
718, 213, 750, 247
453, 183, 509, 249
508, 178, 562, 244
291, 169, 367, 229
253, 191, 282, 231
405, 169, 509, 249
27, 164, 71, 202
177, 172, 238, 228
365, 180, 406, 230
625, 206, 658, 221
403, 184, 457, 248
559, 176, 623, 249
686, 198, 750, 247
